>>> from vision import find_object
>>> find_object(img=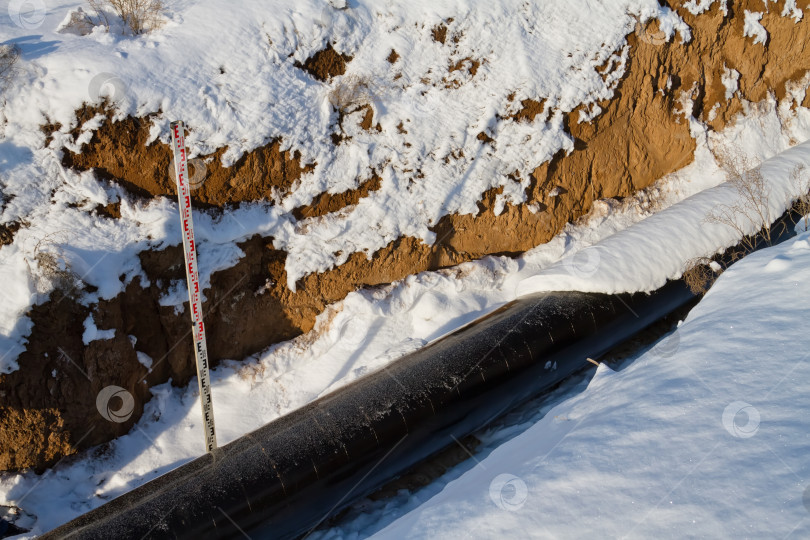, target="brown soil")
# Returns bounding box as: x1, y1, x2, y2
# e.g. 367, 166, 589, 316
0, 221, 20, 246
292, 174, 382, 220
0, 409, 72, 473
0, 292, 149, 471
62, 105, 315, 207
296, 44, 352, 82
4, 1, 810, 471
448, 57, 480, 77
358, 104, 381, 132
387, 49, 400, 64
94, 202, 122, 219
444, 57, 481, 88
672, 1, 810, 131
432, 24, 448, 44
510, 99, 547, 123
477, 131, 494, 145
